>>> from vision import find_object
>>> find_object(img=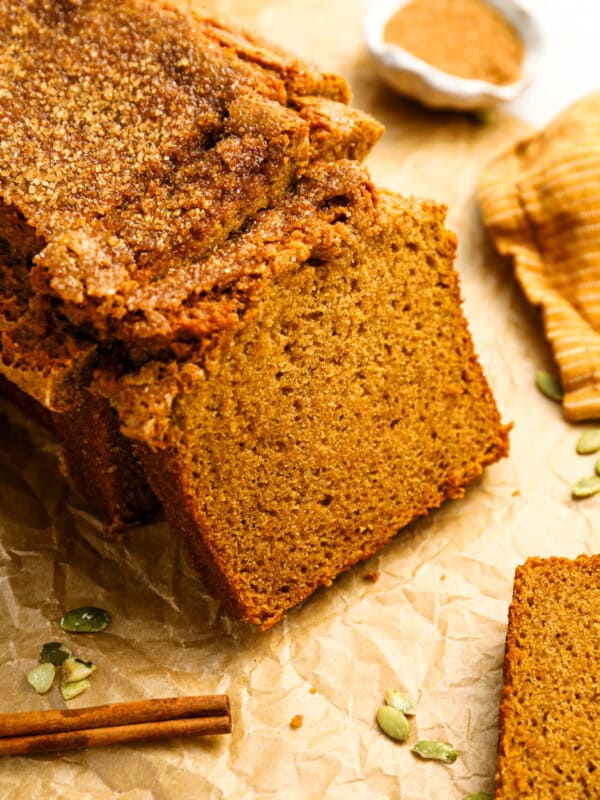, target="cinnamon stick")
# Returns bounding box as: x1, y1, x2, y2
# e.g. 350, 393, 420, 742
0, 695, 231, 756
